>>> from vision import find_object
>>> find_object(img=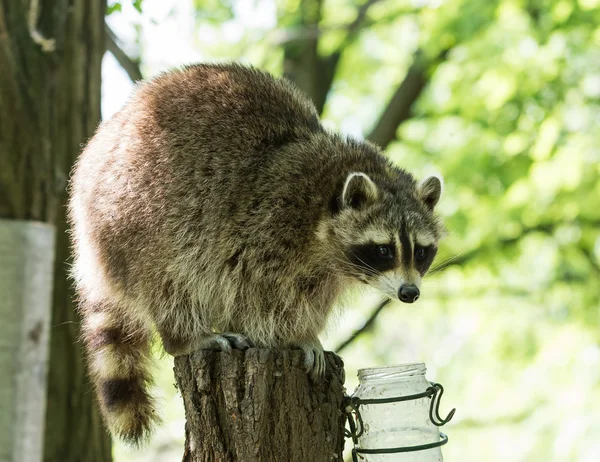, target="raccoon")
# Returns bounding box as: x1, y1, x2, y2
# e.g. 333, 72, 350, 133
68, 63, 444, 444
